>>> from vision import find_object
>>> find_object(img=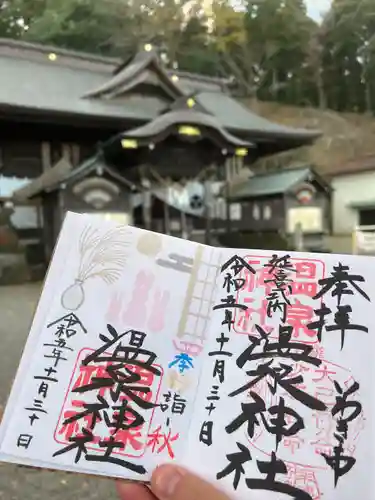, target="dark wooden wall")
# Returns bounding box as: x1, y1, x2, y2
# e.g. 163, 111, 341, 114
41, 174, 134, 257
0, 116, 128, 180
0, 141, 43, 178
227, 178, 331, 236
231, 196, 286, 232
